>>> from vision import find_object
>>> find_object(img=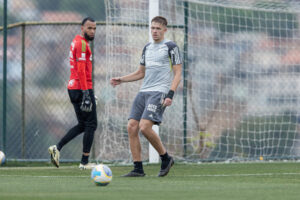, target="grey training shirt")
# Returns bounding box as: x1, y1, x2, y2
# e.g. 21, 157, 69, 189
139, 39, 182, 93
